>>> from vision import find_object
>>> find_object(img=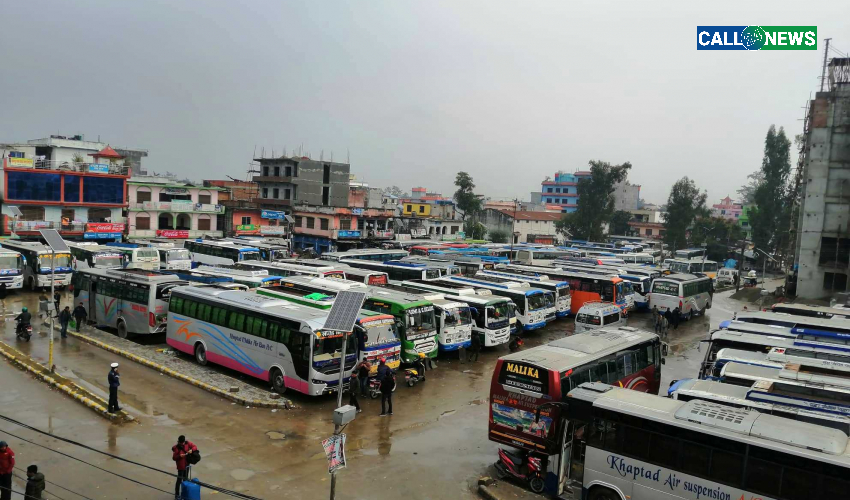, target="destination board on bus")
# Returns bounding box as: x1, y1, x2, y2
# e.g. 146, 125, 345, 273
498, 361, 549, 394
